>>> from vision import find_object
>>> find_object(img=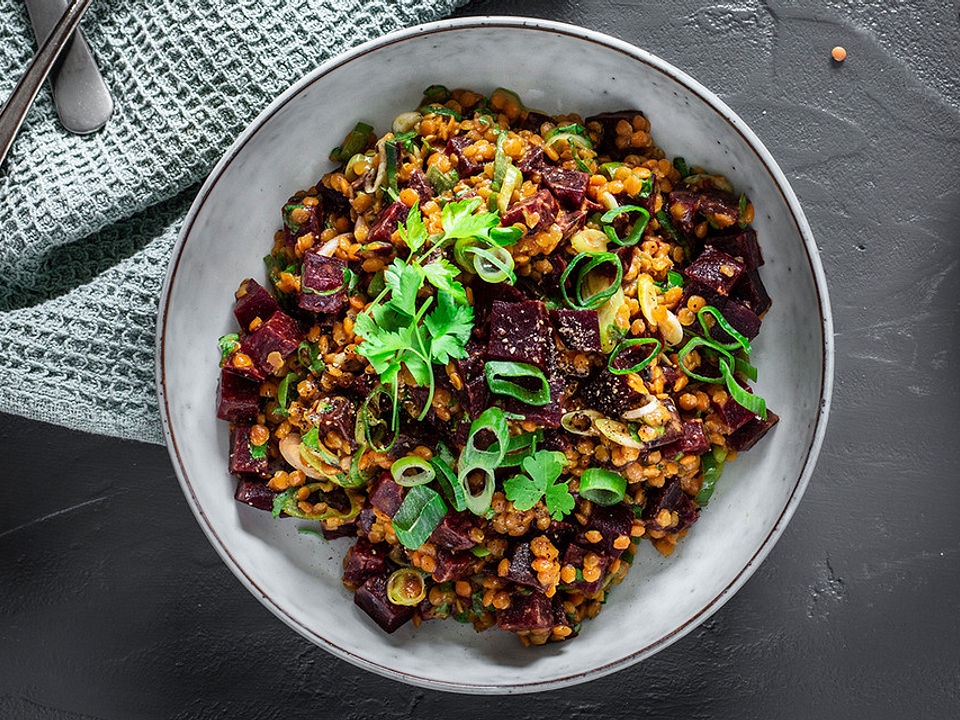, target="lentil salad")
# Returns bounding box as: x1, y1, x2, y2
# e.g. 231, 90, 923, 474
215, 85, 778, 644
